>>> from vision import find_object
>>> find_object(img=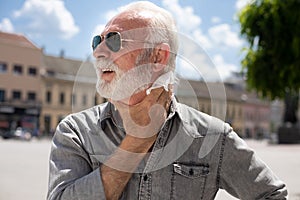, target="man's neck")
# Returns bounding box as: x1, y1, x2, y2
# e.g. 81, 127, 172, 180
120, 89, 148, 106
